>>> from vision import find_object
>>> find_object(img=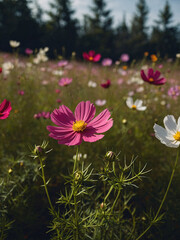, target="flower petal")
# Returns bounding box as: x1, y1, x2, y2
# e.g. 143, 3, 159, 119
86, 118, 113, 133
93, 54, 101, 62
67, 133, 82, 146
88, 109, 111, 127
126, 97, 133, 108
153, 123, 178, 147
154, 70, 161, 80
147, 68, 154, 78
51, 105, 75, 127
74, 101, 96, 123
82, 131, 104, 143
137, 106, 147, 111
140, 70, 148, 82
177, 117, 180, 131
134, 99, 142, 107
163, 115, 177, 134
